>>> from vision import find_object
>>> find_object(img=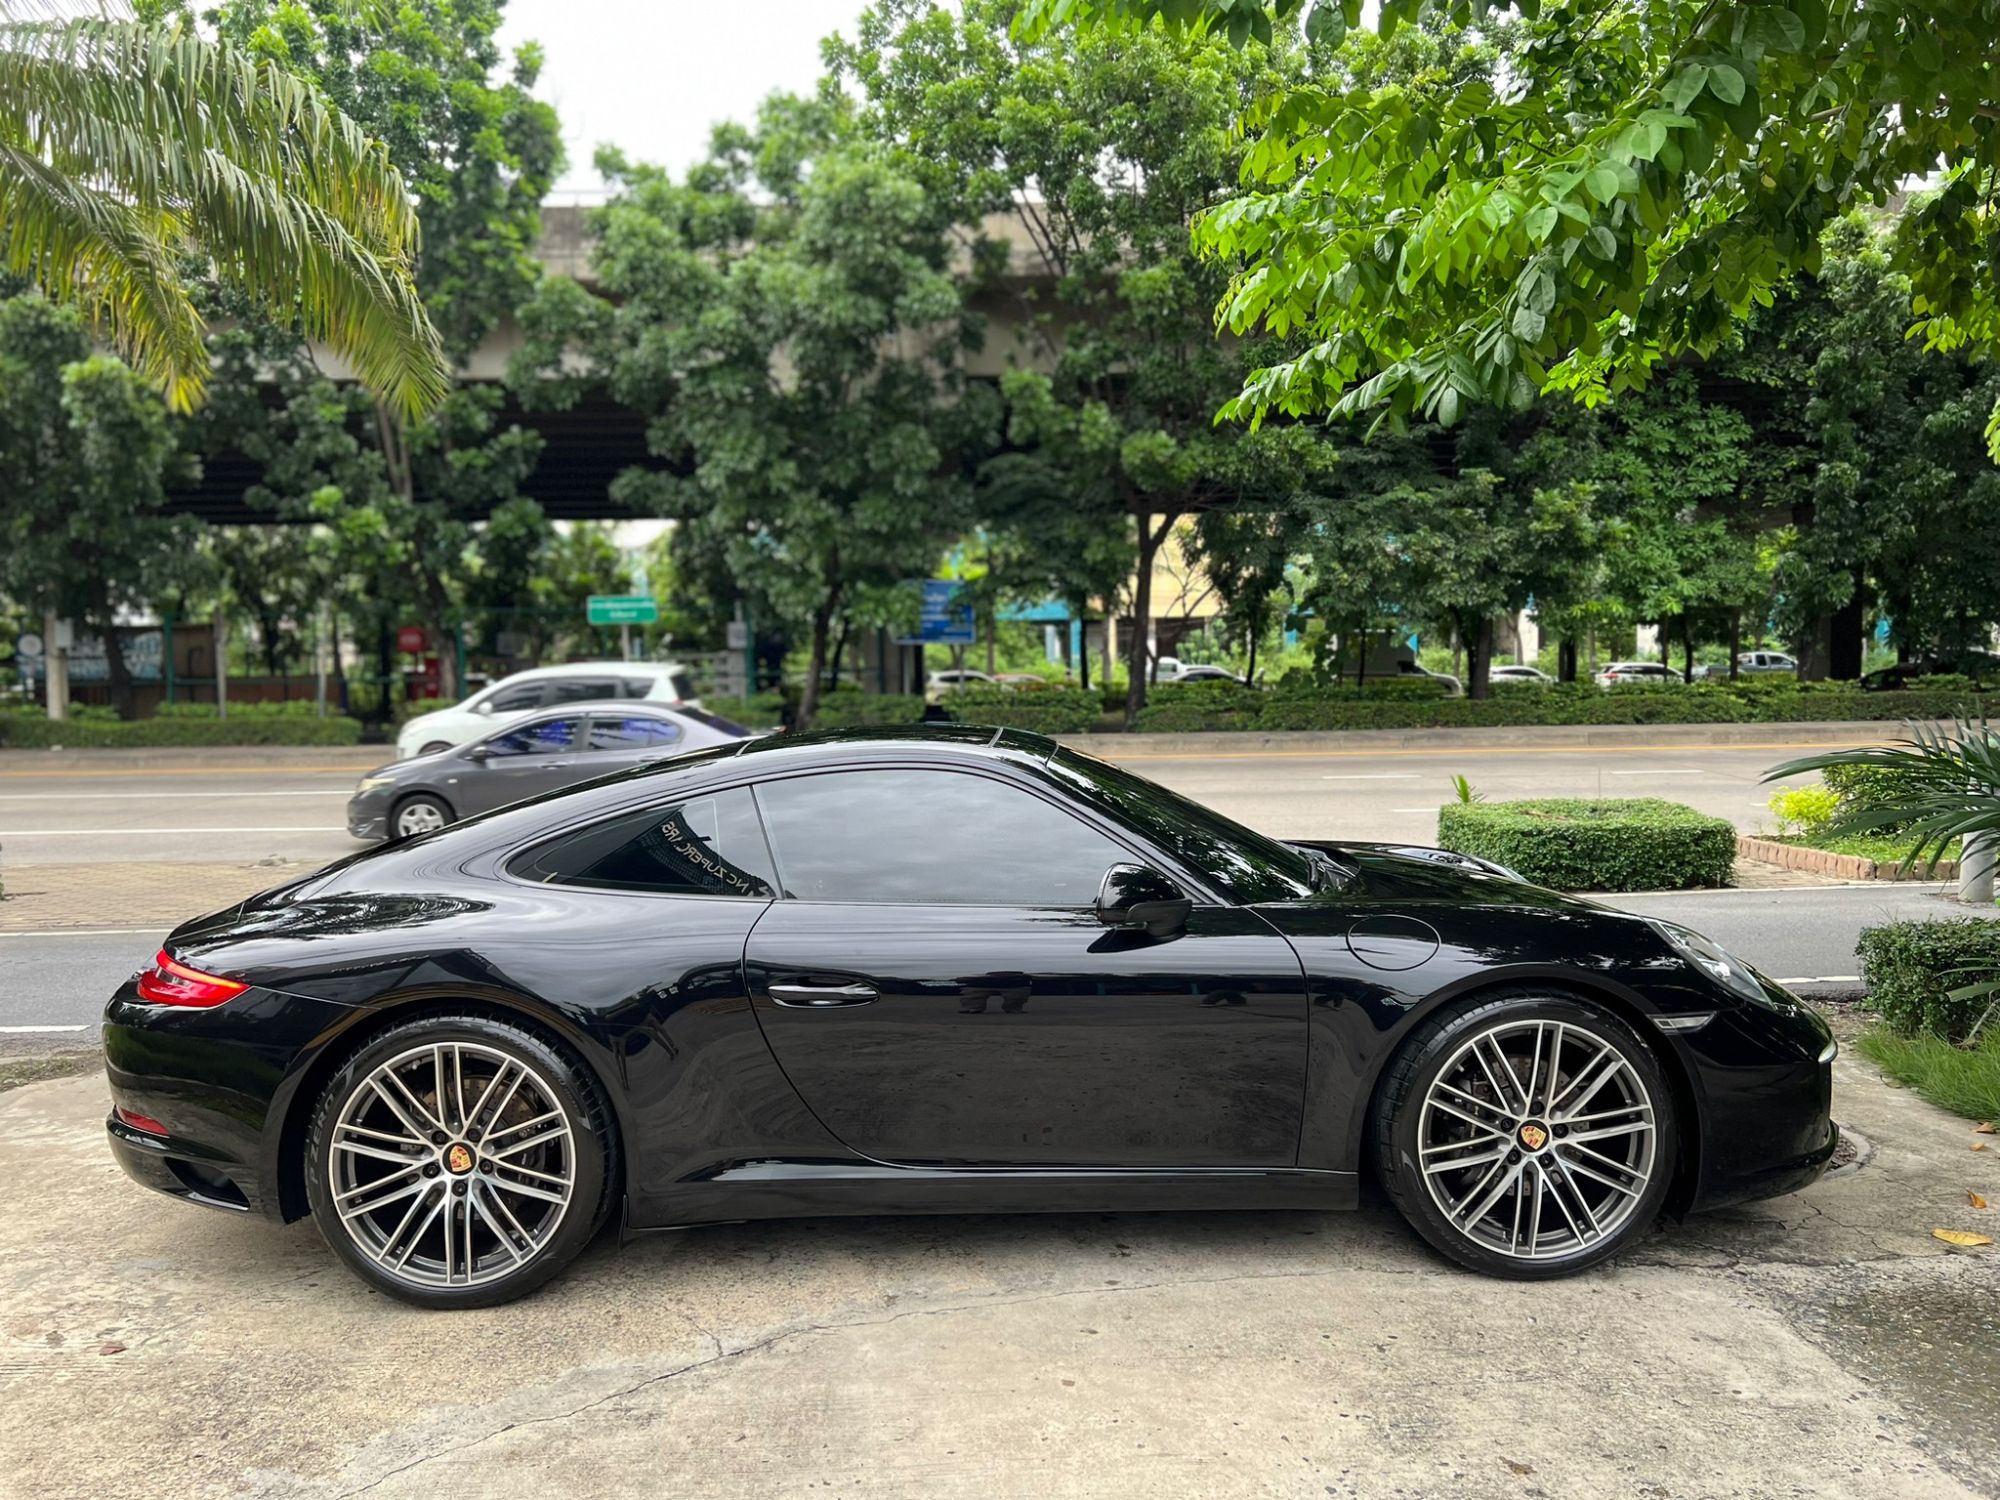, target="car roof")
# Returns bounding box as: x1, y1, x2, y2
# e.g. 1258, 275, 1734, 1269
496, 661, 685, 681
732, 723, 1057, 770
